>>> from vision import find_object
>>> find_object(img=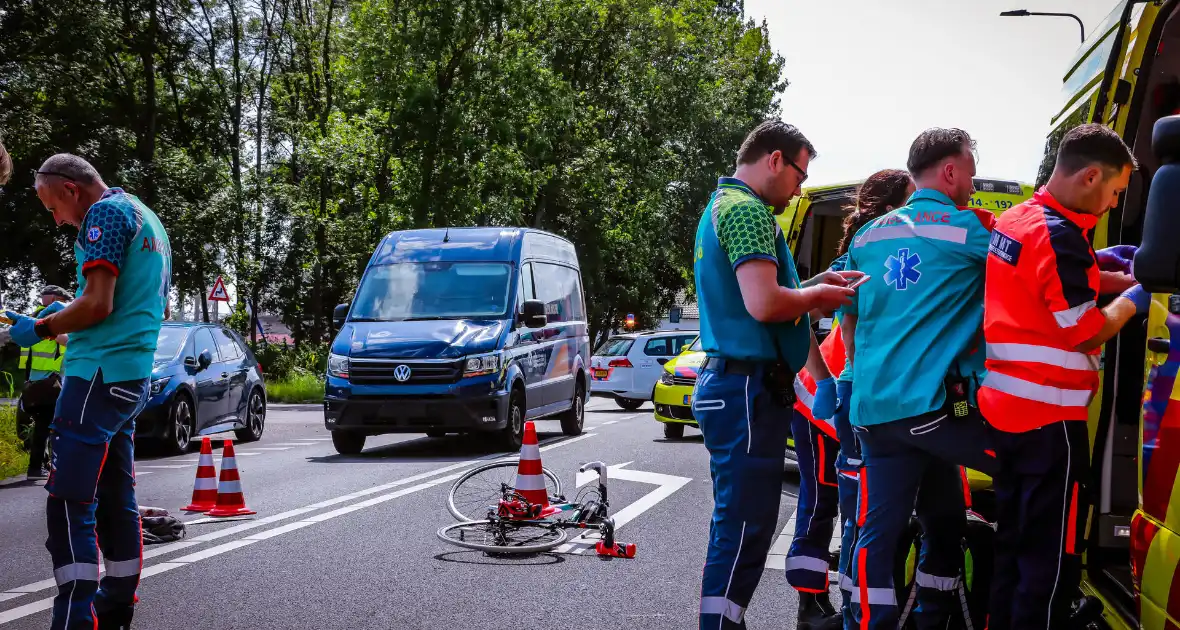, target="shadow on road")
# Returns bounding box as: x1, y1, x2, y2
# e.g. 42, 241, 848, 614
652, 435, 704, 445
304, 431, 574, 464
433, 550, 566, 566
